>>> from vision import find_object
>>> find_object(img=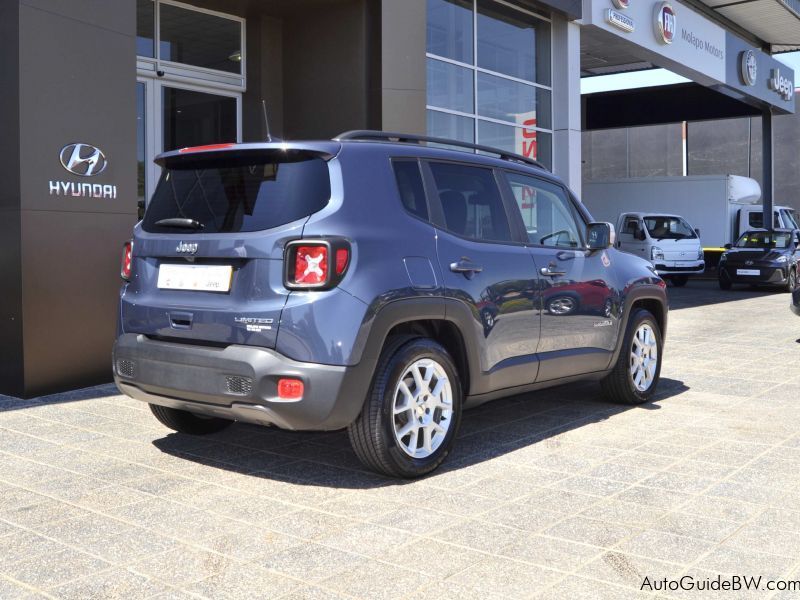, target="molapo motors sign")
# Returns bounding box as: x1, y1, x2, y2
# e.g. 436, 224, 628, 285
49, 143, 118, 199
588, 0, 727, 83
